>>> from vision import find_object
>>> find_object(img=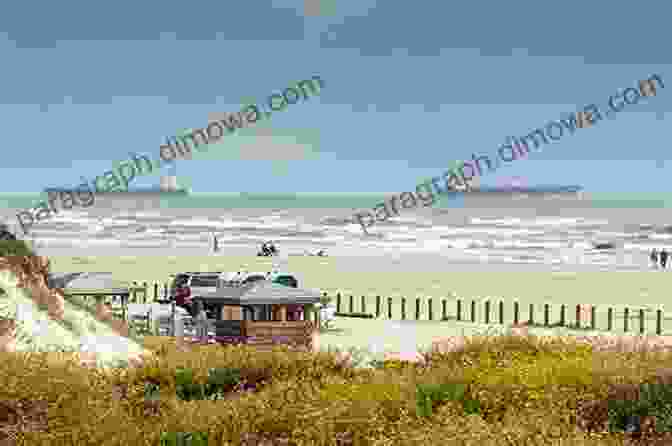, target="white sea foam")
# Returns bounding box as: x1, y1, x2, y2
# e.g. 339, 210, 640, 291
18, 203, 672, 271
